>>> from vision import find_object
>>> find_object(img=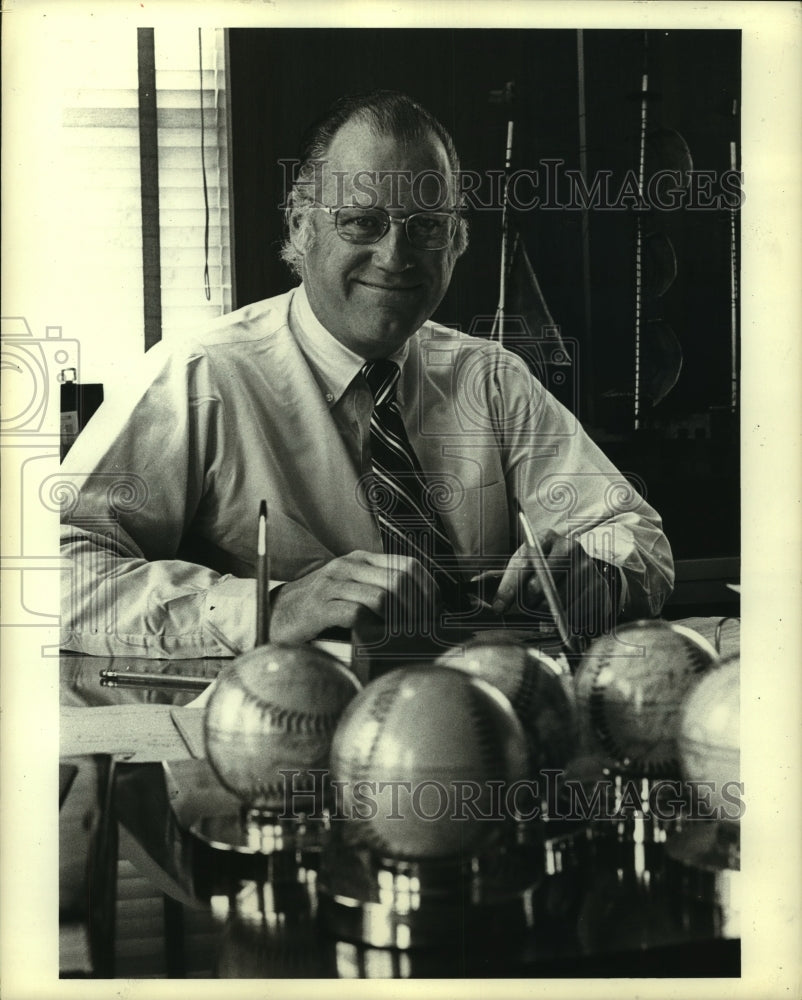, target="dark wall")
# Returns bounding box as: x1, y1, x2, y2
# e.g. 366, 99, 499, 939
227, 29, 740, 559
